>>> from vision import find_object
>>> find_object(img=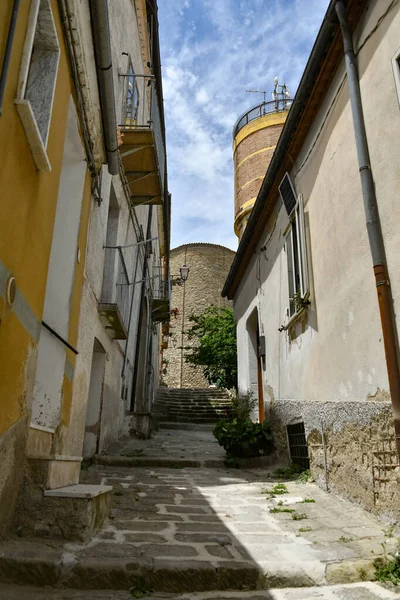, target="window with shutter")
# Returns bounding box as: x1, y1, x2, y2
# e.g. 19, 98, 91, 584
279, 172, 297, 217
283, 185, 310, 319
